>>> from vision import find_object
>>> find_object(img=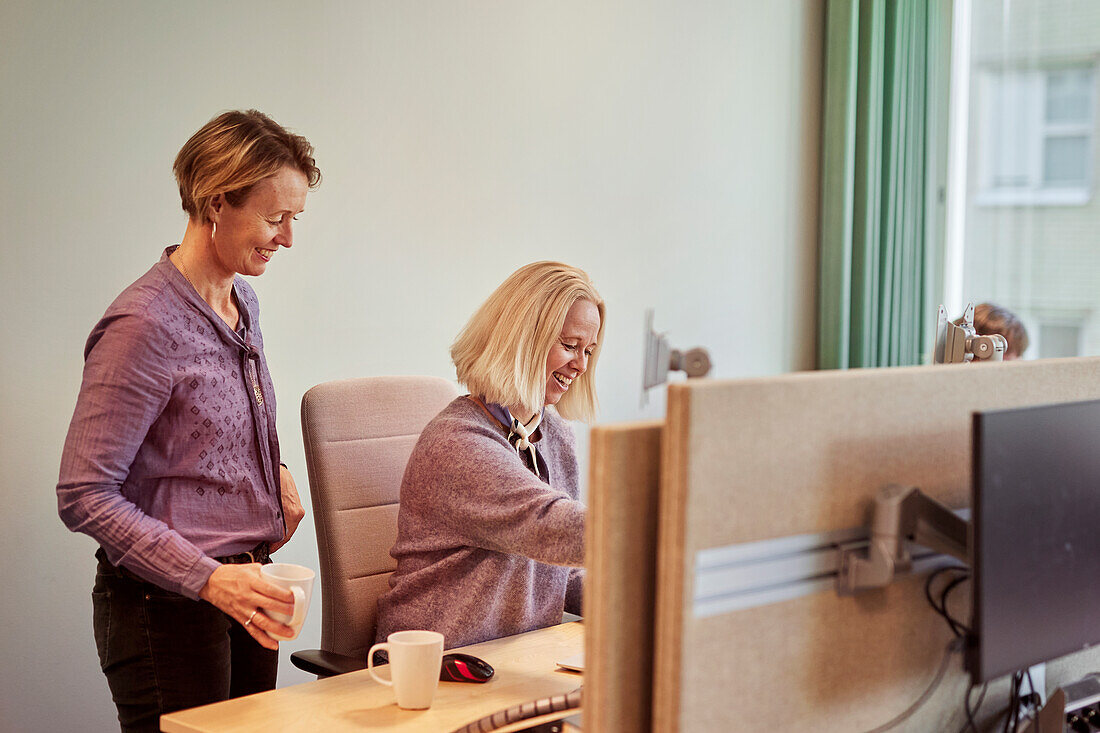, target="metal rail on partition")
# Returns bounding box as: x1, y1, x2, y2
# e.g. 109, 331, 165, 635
692, 485, 970, 618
